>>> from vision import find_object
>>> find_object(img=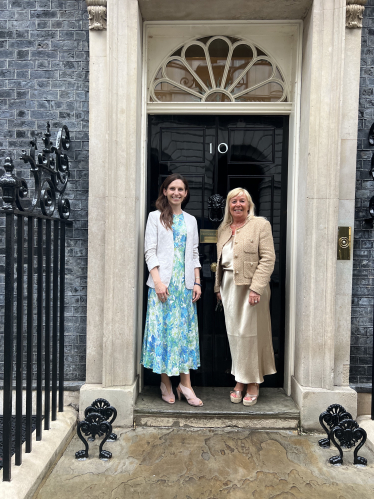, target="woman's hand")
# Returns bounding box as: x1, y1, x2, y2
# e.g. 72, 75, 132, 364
249, 290, 260, 306
155, 282, 169, 303
216, 292, 222, 302
192, 285, 202, 303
